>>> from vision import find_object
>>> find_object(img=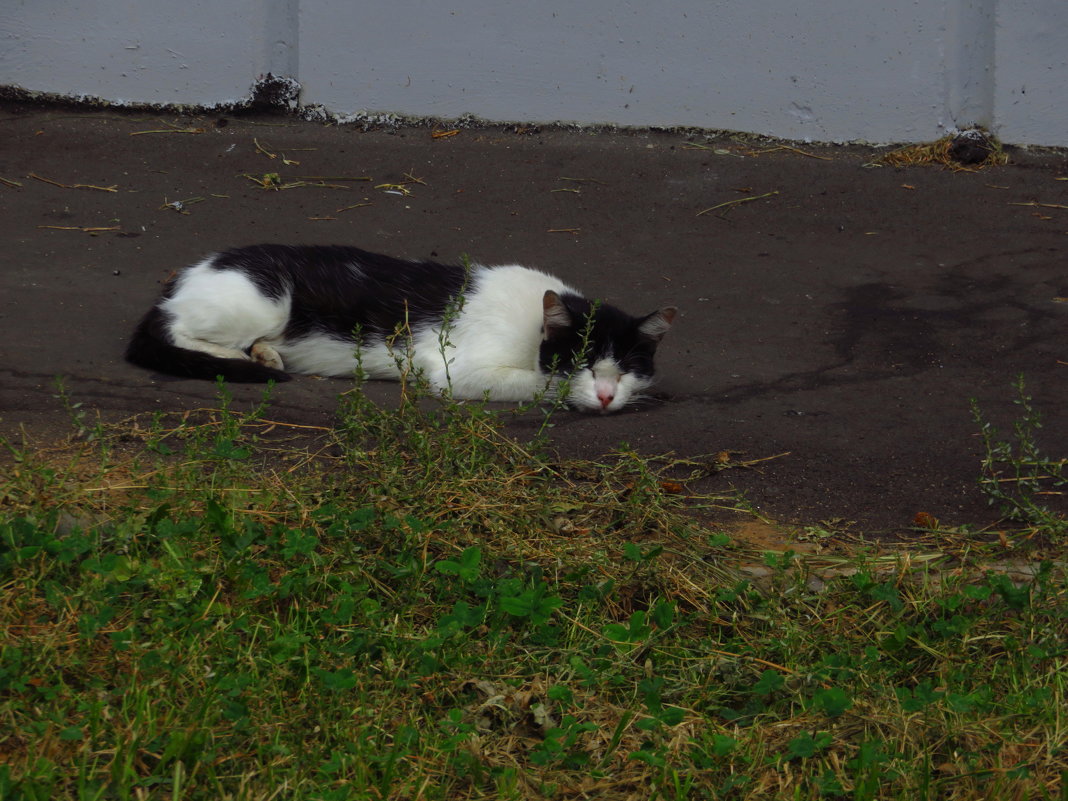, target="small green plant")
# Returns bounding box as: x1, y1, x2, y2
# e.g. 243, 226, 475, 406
52, 376, 106, 443
435, 255, 474, 394
972, 375, 1066, 538
533, 298, 602, 438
